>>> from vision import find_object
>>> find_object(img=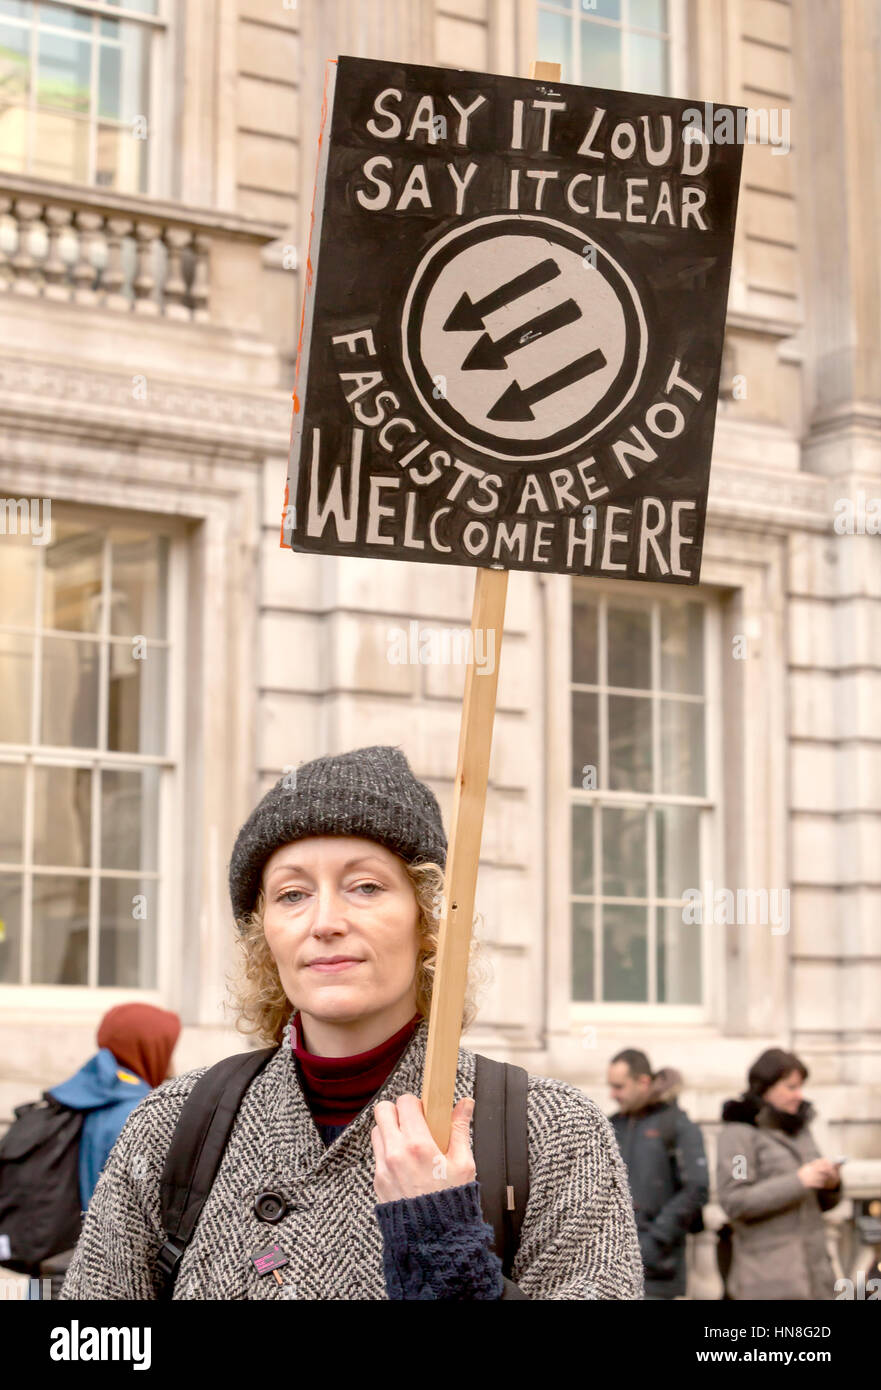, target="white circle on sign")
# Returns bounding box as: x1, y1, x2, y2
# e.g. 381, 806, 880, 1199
401, 215, 647, 463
